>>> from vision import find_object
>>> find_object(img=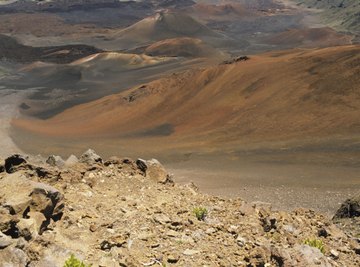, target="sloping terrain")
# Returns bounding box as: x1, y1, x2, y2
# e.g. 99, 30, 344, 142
263, 27, 353, 48
0, 34, 101, 64
12, 45, 360, 152
9, 51, 179, 118
0, 152, 359, 266
108, 11, 227, 50
143, 37, 224, 58
295, 0, 360, 34
184, 2, 250, 23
